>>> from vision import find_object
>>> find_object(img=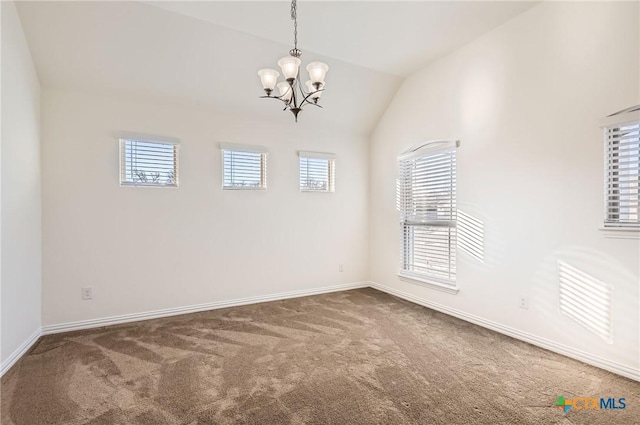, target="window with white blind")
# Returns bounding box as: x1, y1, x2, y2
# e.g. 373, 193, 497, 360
299, 151, 335, 192
602, 106, 640, 230
221, 144, 268, 190
397, 140, 458, 289
119, 138, 179, 187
